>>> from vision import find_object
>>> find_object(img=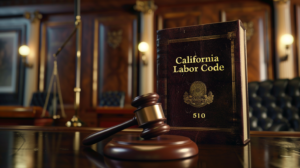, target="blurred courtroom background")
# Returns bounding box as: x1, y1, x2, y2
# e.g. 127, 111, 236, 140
0, 0, 298, 127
